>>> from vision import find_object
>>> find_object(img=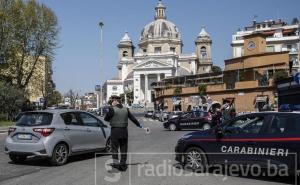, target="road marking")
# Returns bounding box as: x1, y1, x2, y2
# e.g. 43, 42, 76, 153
137, 118, 162, 123
0, 132, 7, 135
